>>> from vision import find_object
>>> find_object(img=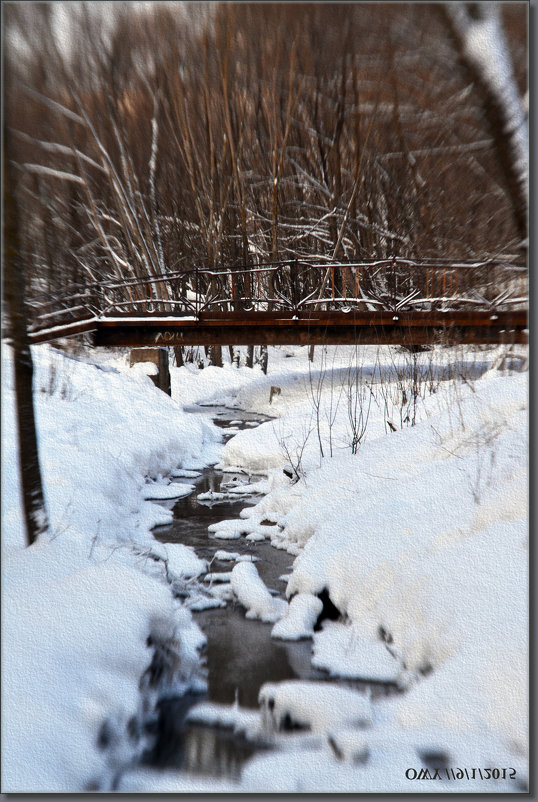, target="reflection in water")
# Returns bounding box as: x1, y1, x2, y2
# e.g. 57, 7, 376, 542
197, 607, 320, 709
182, 725, 260, 779
144, 696, 262, 779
